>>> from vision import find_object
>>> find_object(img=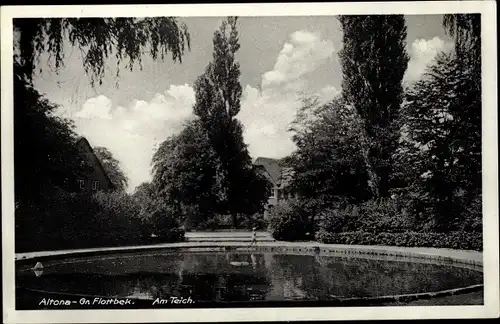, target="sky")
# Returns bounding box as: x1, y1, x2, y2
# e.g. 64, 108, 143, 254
32, 15, 453, 192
